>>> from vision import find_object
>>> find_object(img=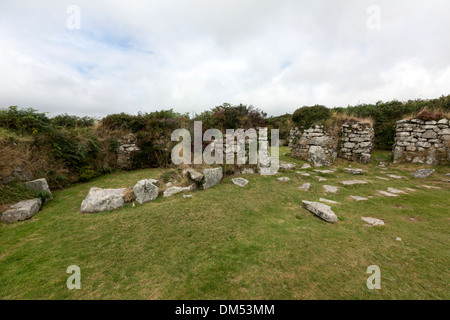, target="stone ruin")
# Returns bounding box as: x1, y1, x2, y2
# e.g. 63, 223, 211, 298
116, 133, 140, 169
393, 118, 449, 164
288, 121, 374, 166
339, 122, 374, 163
